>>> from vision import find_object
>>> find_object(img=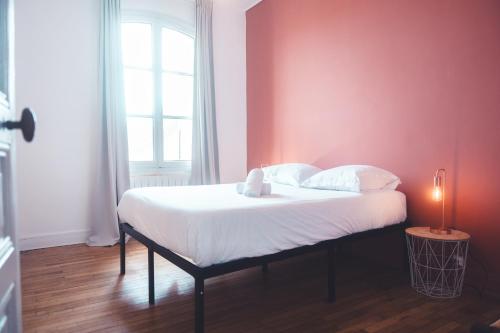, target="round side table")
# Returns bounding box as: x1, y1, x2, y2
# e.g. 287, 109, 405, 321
405, 227, 470, 298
